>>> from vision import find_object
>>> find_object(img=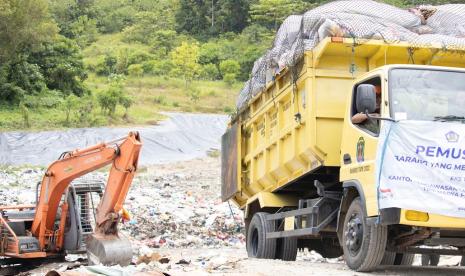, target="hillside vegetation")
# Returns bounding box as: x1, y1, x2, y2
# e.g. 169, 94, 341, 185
0, 0, 460, 131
